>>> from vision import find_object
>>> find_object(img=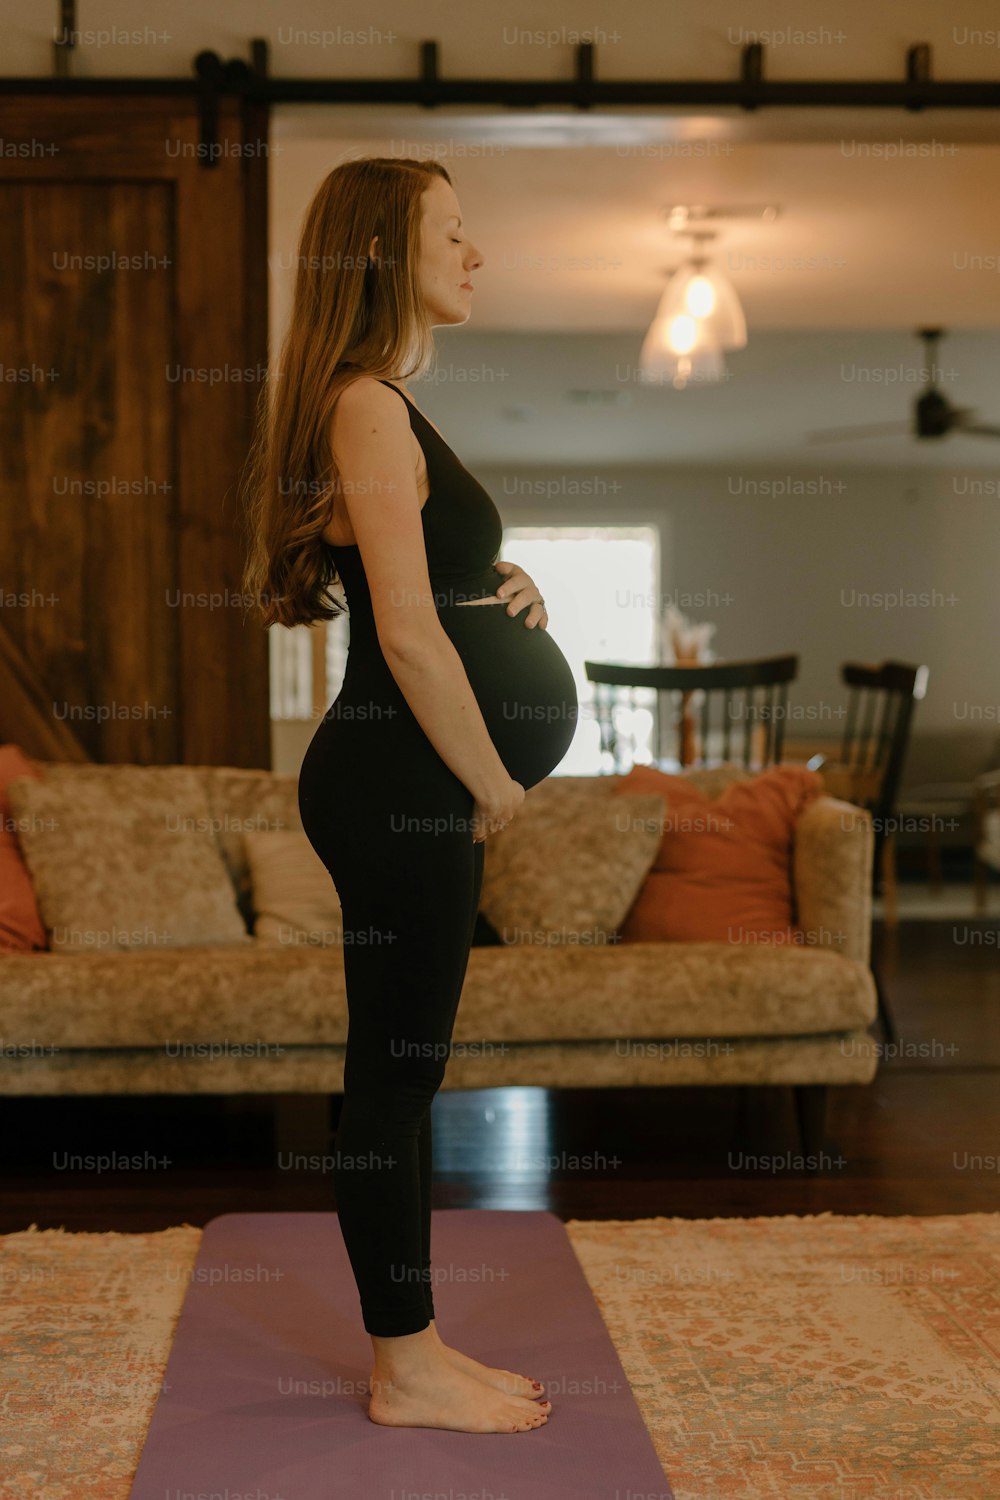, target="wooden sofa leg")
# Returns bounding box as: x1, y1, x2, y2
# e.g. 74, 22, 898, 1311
880, 831, 898, 928
974, 853, 986, 914
872, 960, 898, 1048
793, 1084, 827, 1162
